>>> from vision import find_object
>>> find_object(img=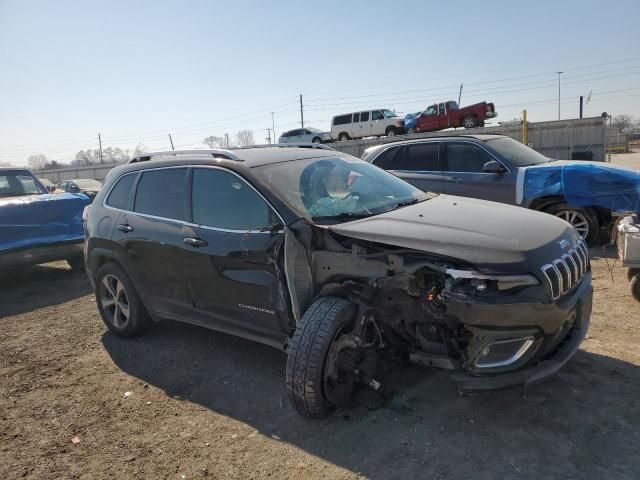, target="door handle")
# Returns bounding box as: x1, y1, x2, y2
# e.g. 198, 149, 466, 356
117, 224, 134, 233
447, 177, 462, 183
183, 237, 208, 248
